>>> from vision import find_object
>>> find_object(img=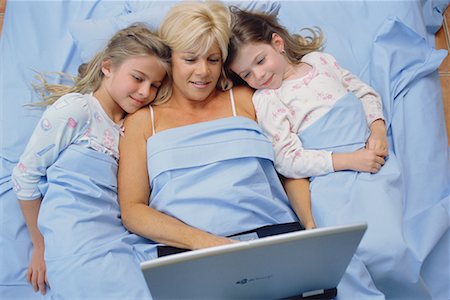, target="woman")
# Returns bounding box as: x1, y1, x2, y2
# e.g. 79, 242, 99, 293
117, 2, 380, 299
118, 0, 312, 258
